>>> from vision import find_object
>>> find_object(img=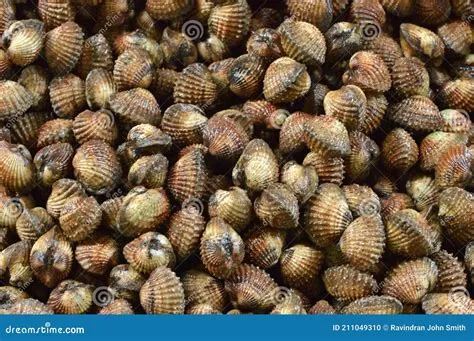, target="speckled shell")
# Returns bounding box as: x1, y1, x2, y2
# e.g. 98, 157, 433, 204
145, 0, 194, 20
59, 196, 102, 242
246, 28, 282, 61
114, 30, 163, 67
47, 280, 93, 314
254, 183, 299, 229
399, 24, 445, 65
186, 303, 222, 314
278, 19, 326, 66
15, 207, 54, 241
44, 22, 84, 75
270, 290, 307, 315
414, 0, 451, 27
30, 226, 73, 288
286, 0, 333, 31
341, 296, 403, 314
419, 132, 468, 171
280, 244, 324, 290
182, 269, 227, 311
208, 0, 251, 47
435, 144, 472, 189
161, 104, 207, 147
168, 145, 208, 203
0, 240, 33, 287
244, 226, 286, 269
108, 264, 146, 303
303, 151, 345, 186
323, 265, 378, 302
382, 257, 438, 304
49, 74, 86, 119
76, 34, 114, 79
113, 48, 154, 91
85, 69, 117, 110
0, 286, 29, 313
33, 142, 74, 186
323, 85, 366, 131
0, 81, 33, 120
431, 250, 467, 292
304, 183, 353, 248
381, 128, 418, 174
439, 78, 474, 113
75, 234, 120, 275
46, 179, 86, 219
422, 292, 474, 314
17, 66, 50, 111
438, 20, 474, 55
224, 263, 279, 311
0, 141, 35, 194
304, 115, 351, 158
128, 154, 168, 189
2, 20, 45, 67
73, 109, 118, 146
36, 118, 74, 148
363, 33, 403, 72
438, 187, 473, 246
342, 184, 381, 218
280, 161, 318, 203
380, 0, 413, 16
339, 215, 385, 272
109, 88, 161, 127
309, 300, 337, 314
9, 298, 54, 314
98, 299, 134, 315
263, 57, 311, 104
203, 117, 250, 162
345, 131, 380, 182
117, 187, 170, 238
151, 68, 179, 103
391, 57, 430, 98
232, 139, 279, 193
439, 109, 472, 134
380, 192, 415, 221
405, 173, 439, 211
124, 232, 175, 274
198, 34, 228, 63
388, 95, 442, 132
174, 63, 218, 107
139, 267, 185, 314
279, 111, 312, 154
227, 53, 266, 98
385, 209, 439, 257
342, 51, 391, 93
209, 187, 252, 233
38, 0, 76, 30
200, 217, 245, 279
